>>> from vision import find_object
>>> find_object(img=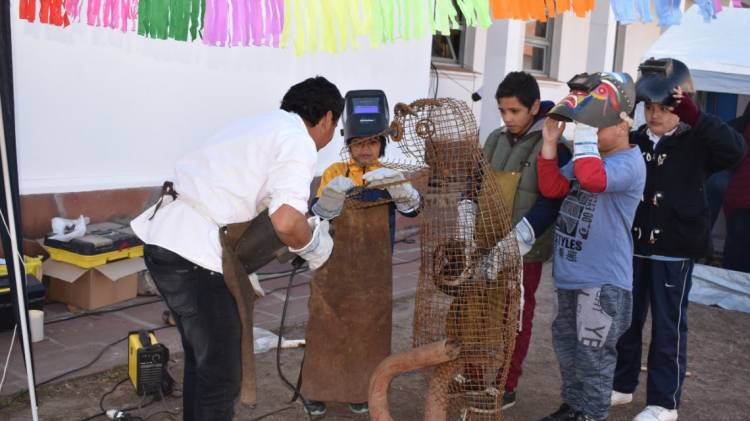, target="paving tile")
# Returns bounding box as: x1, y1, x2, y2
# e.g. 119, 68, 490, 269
0, 232, 425, 396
